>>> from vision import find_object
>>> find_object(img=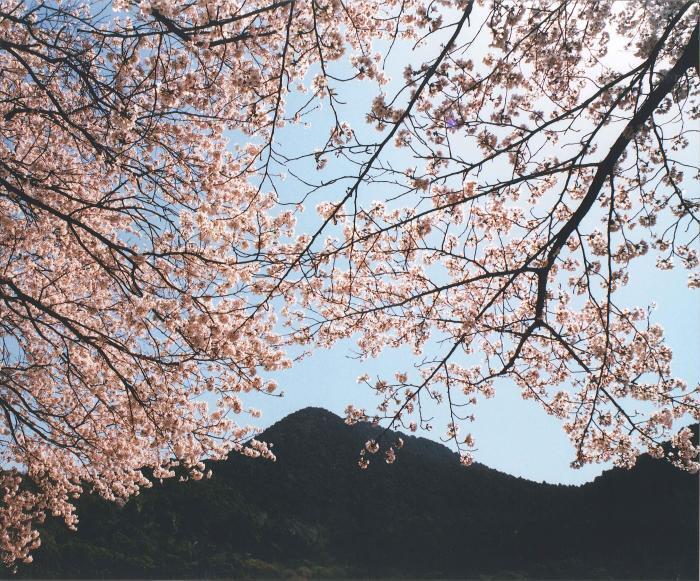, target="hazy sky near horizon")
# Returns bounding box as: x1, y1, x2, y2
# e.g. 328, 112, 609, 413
239, 4, 700, 485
